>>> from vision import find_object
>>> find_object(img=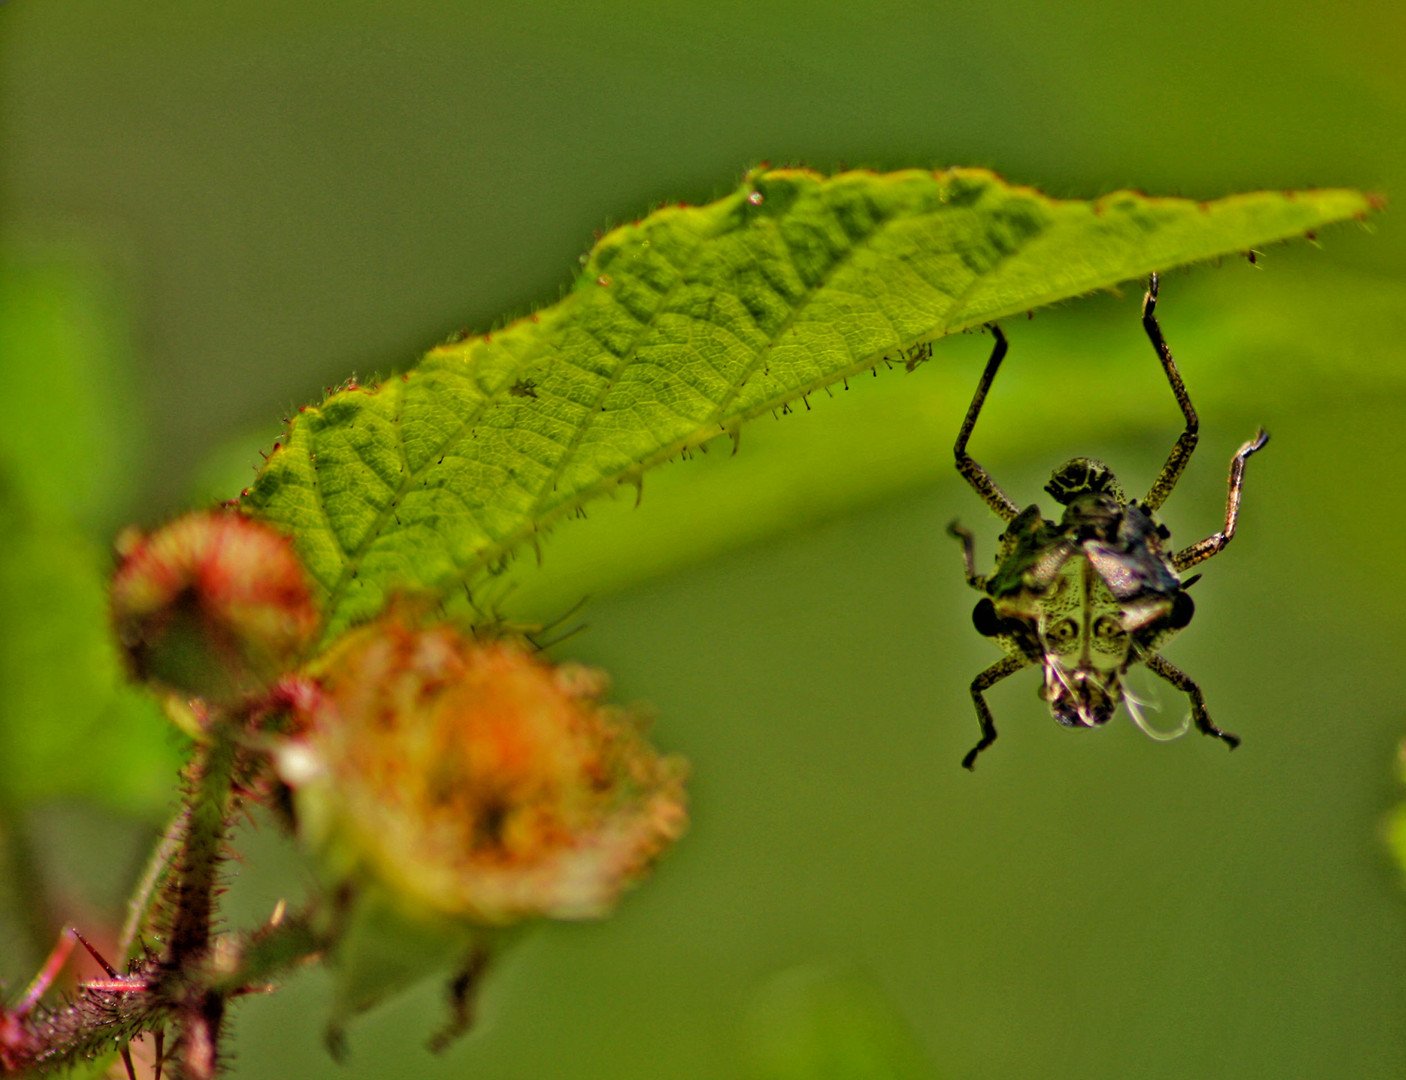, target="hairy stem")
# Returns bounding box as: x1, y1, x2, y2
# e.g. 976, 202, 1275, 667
118, 809, 185, 961
162, 723, 239, 1080
207, 909, 325, 997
